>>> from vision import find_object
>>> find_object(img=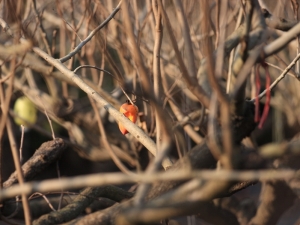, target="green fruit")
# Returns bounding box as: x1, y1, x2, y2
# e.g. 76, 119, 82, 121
13, 96, 37, 126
